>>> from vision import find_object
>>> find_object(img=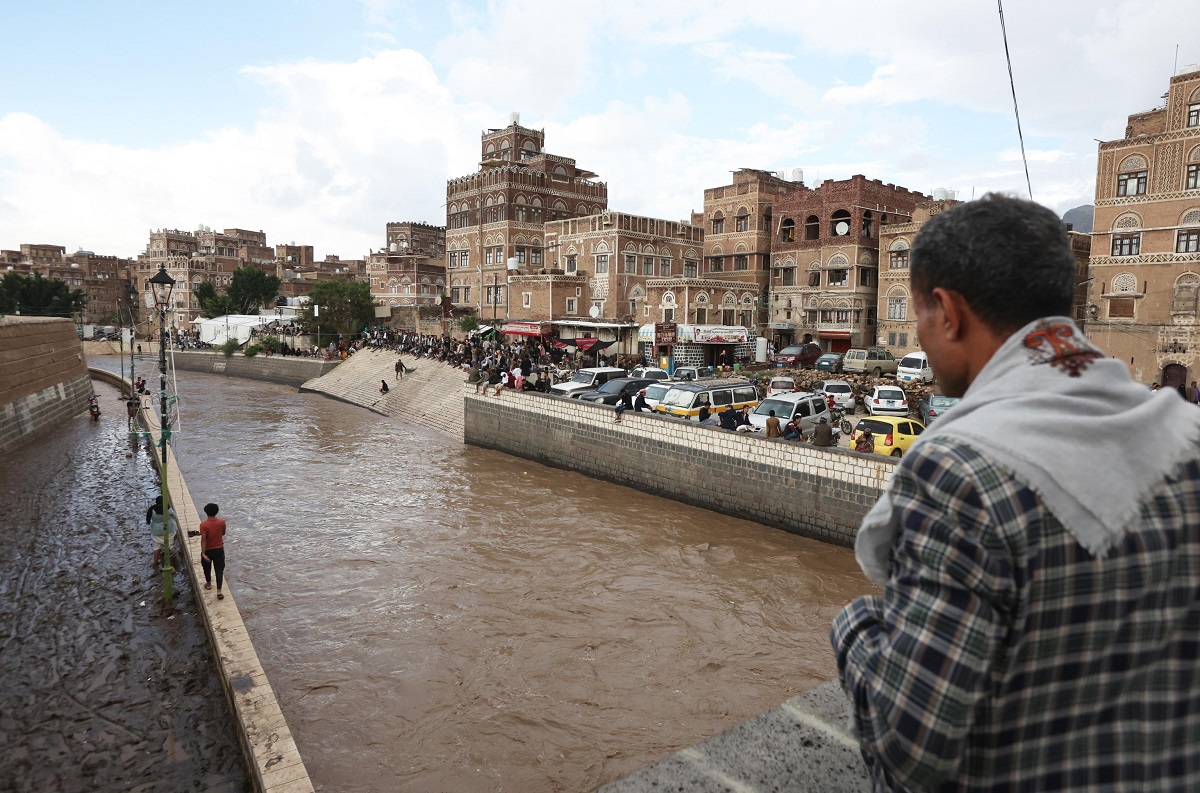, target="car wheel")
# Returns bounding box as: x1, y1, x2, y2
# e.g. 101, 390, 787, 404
891, 448, 903, 458
872, 367, 881, 377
